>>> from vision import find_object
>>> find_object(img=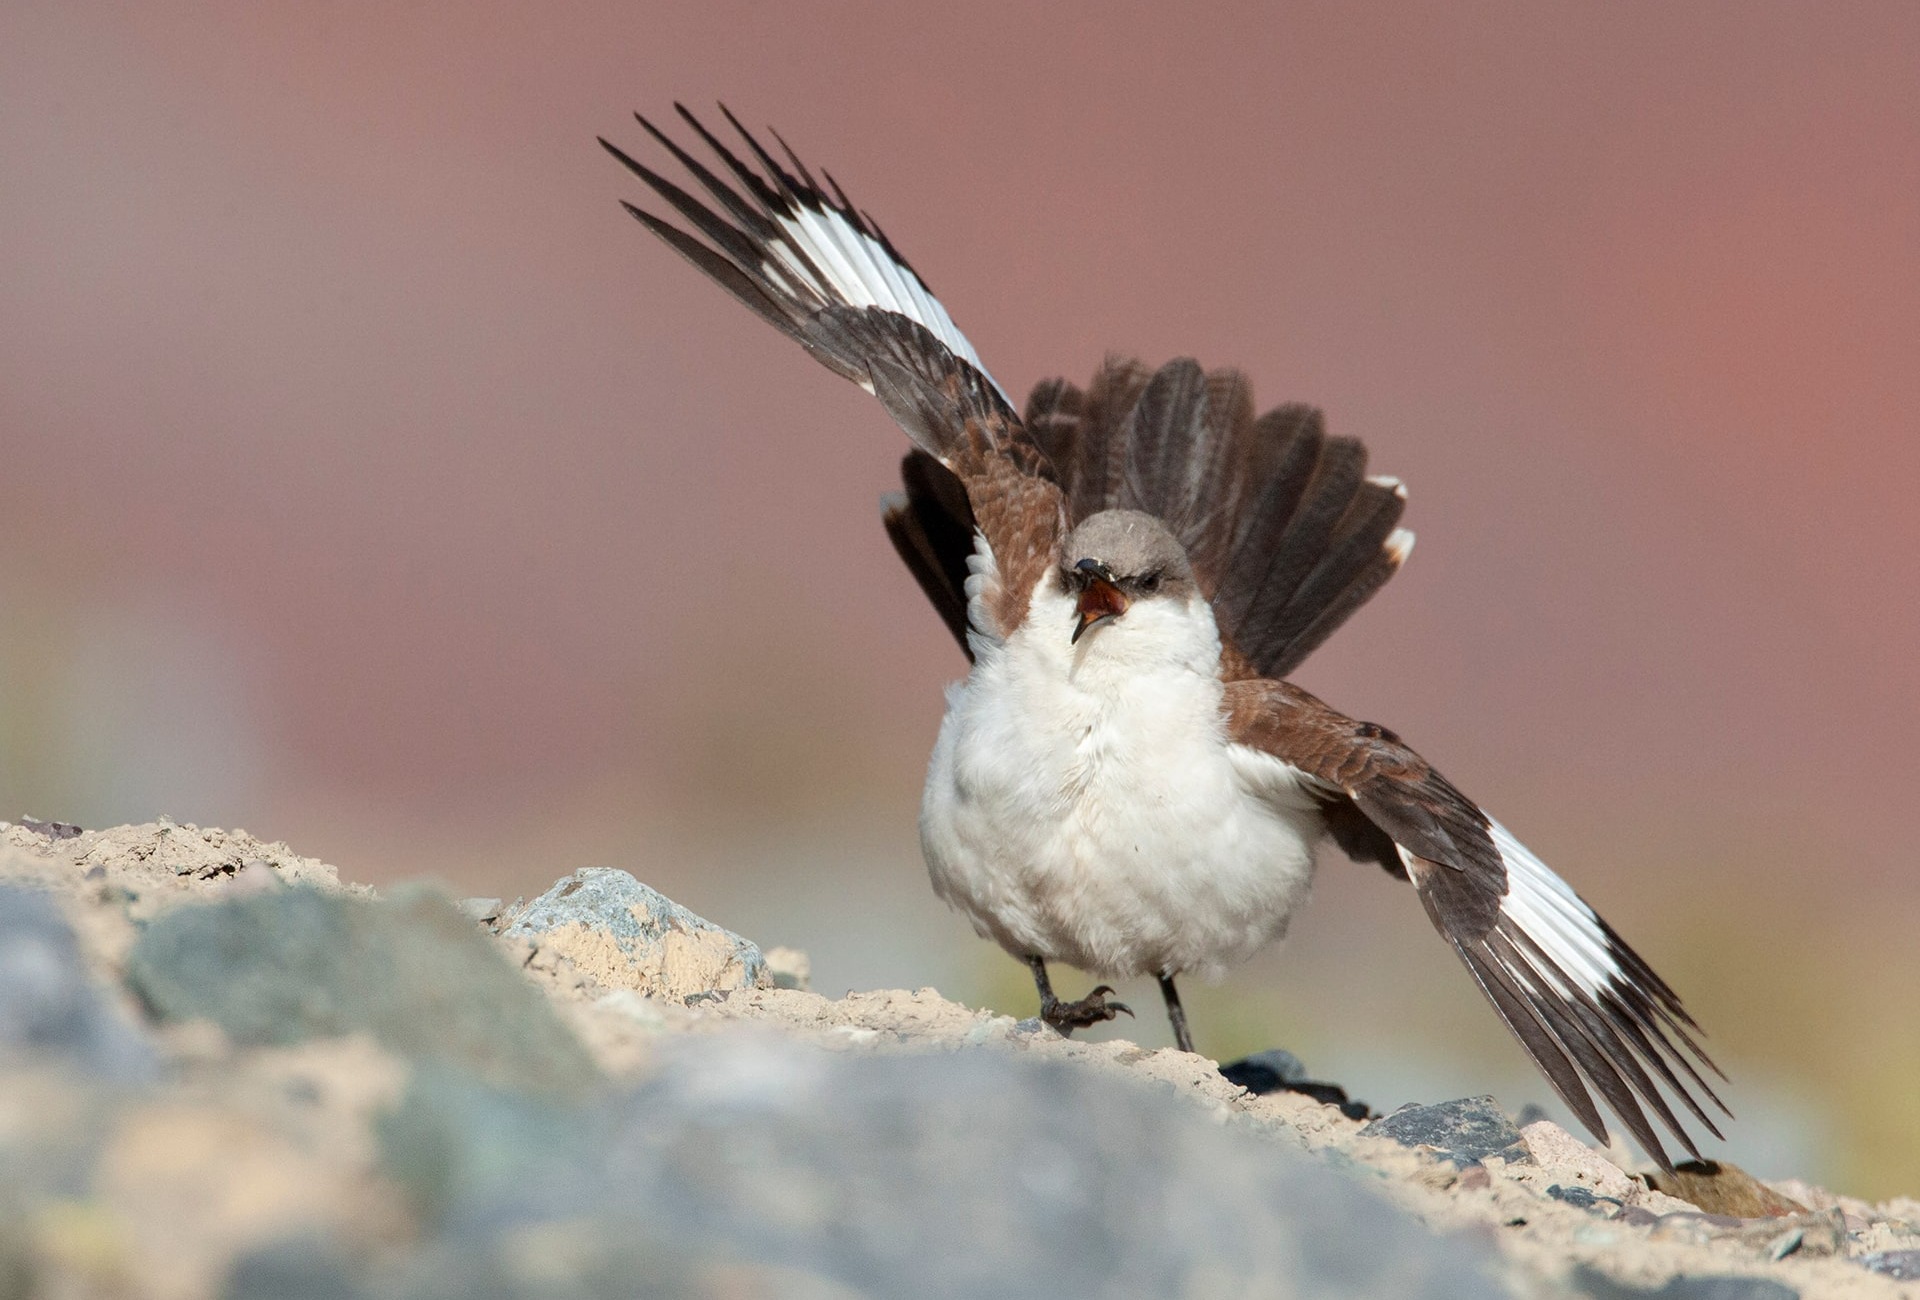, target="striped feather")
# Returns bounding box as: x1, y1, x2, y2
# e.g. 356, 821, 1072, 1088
602, 106, 1016, 462
1223, 677, 1729, 1171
